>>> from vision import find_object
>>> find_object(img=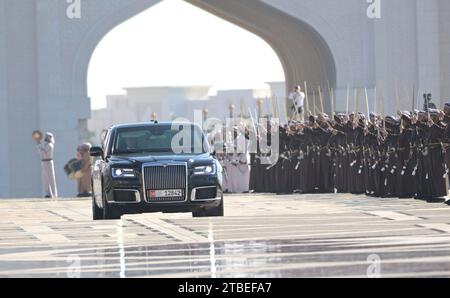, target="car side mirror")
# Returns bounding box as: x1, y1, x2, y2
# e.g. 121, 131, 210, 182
90, 146, 104, 157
